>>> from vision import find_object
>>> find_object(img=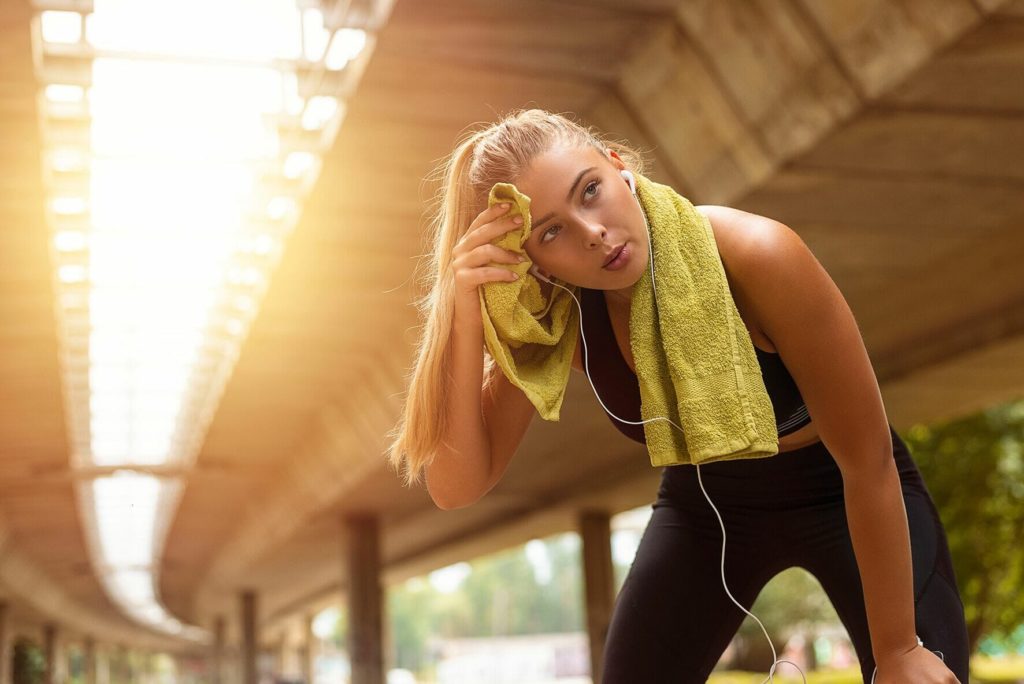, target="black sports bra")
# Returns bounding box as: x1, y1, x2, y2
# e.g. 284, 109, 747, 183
577, 287, 812, 445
